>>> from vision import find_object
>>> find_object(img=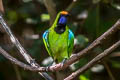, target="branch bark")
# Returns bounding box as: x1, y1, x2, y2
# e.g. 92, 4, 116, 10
43, 0, 56, 25
0, 45, 61, 72
66, 0, 78, 12
103, 61, 116, 80
64, 40, 120, 80
0, 13, 53, 80
0, 19, 119, 73
0, 0, 4, 13
0, 47, 39, 71
41, 19, 120, 72
59, 19, 120, 70
0, 1, 53, 79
